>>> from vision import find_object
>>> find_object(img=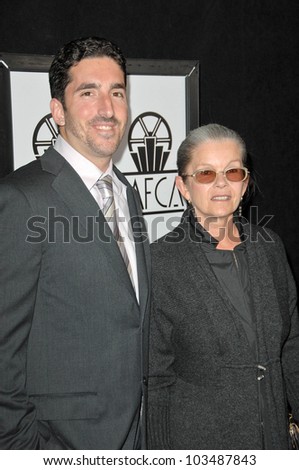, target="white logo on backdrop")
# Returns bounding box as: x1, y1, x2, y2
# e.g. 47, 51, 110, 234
128, 112, 172, 172
32, 113, 58, 158
125, 112, 184, 218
